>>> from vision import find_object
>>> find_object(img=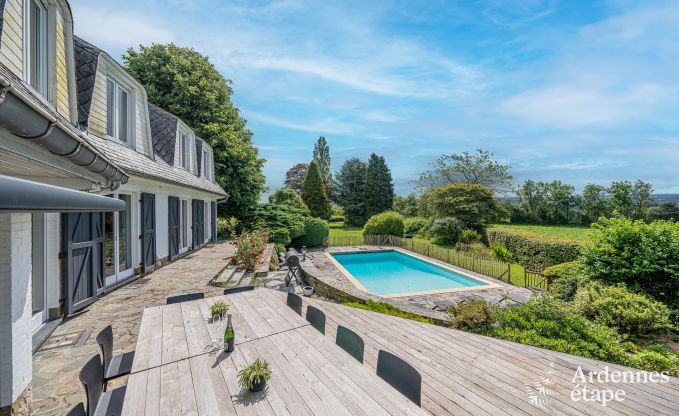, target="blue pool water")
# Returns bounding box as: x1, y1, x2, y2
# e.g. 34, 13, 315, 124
331, 250, 488, 296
